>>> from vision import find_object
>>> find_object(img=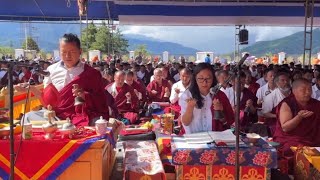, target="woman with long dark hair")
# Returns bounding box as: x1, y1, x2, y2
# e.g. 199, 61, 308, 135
179, 63, 234, 134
